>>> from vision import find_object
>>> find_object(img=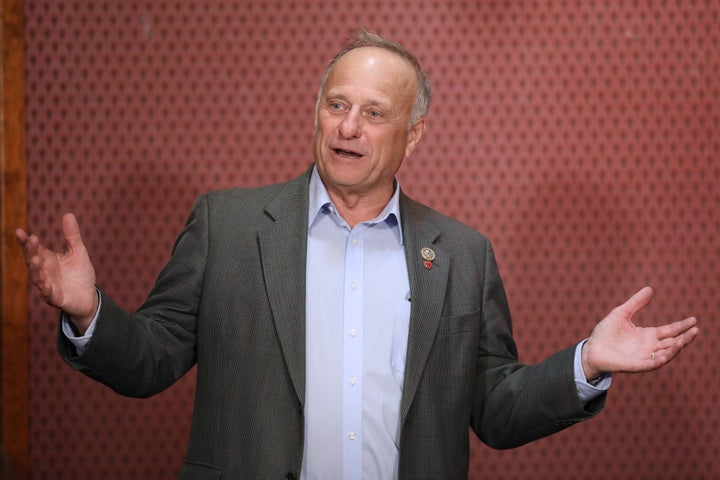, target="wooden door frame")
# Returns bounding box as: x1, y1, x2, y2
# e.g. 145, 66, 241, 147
1, 0, 29, 478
